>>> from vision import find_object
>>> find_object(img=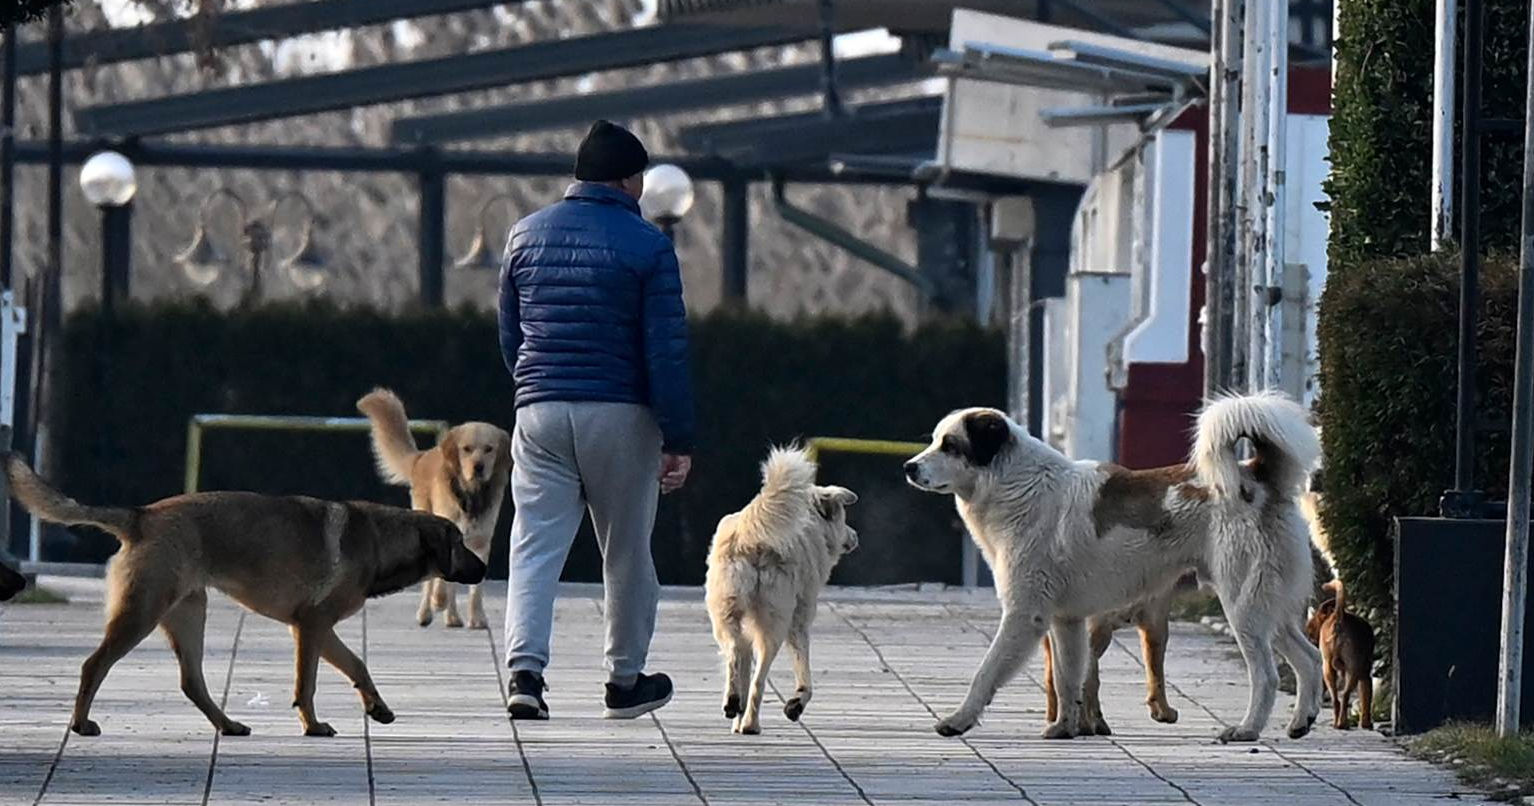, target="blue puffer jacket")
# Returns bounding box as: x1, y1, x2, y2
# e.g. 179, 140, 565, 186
498, 182, 696, 453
